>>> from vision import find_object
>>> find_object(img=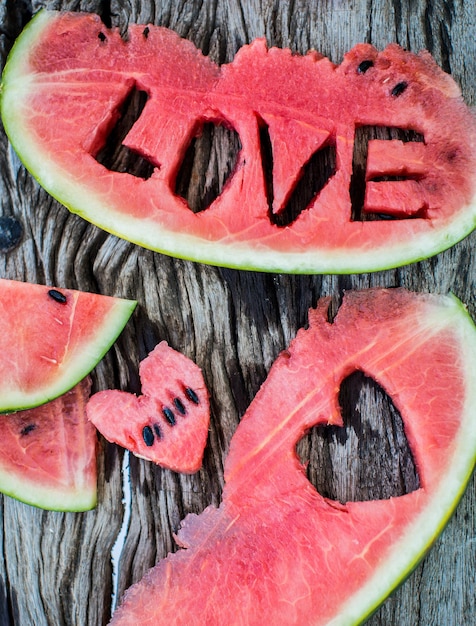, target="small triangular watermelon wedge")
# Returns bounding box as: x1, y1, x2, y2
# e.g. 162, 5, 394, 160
2, 11, 476, 273
109, 289, 476, 625
0, 278, 136, 413
0, 378, 97, 511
